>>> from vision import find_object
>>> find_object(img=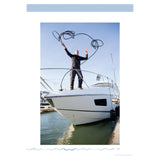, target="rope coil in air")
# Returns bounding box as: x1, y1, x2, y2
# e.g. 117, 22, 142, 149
52, 30, 104, 64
